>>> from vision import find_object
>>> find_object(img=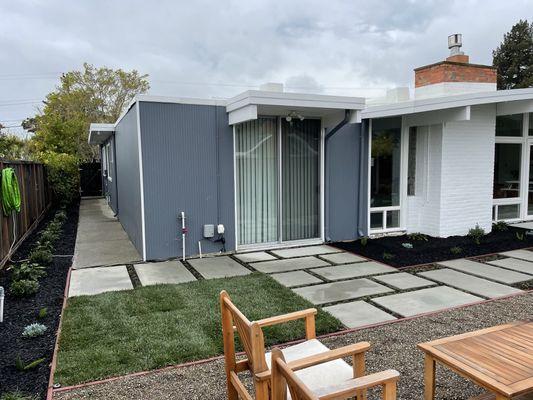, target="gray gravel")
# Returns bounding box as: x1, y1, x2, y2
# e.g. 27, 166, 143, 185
54, 292, 533, 400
